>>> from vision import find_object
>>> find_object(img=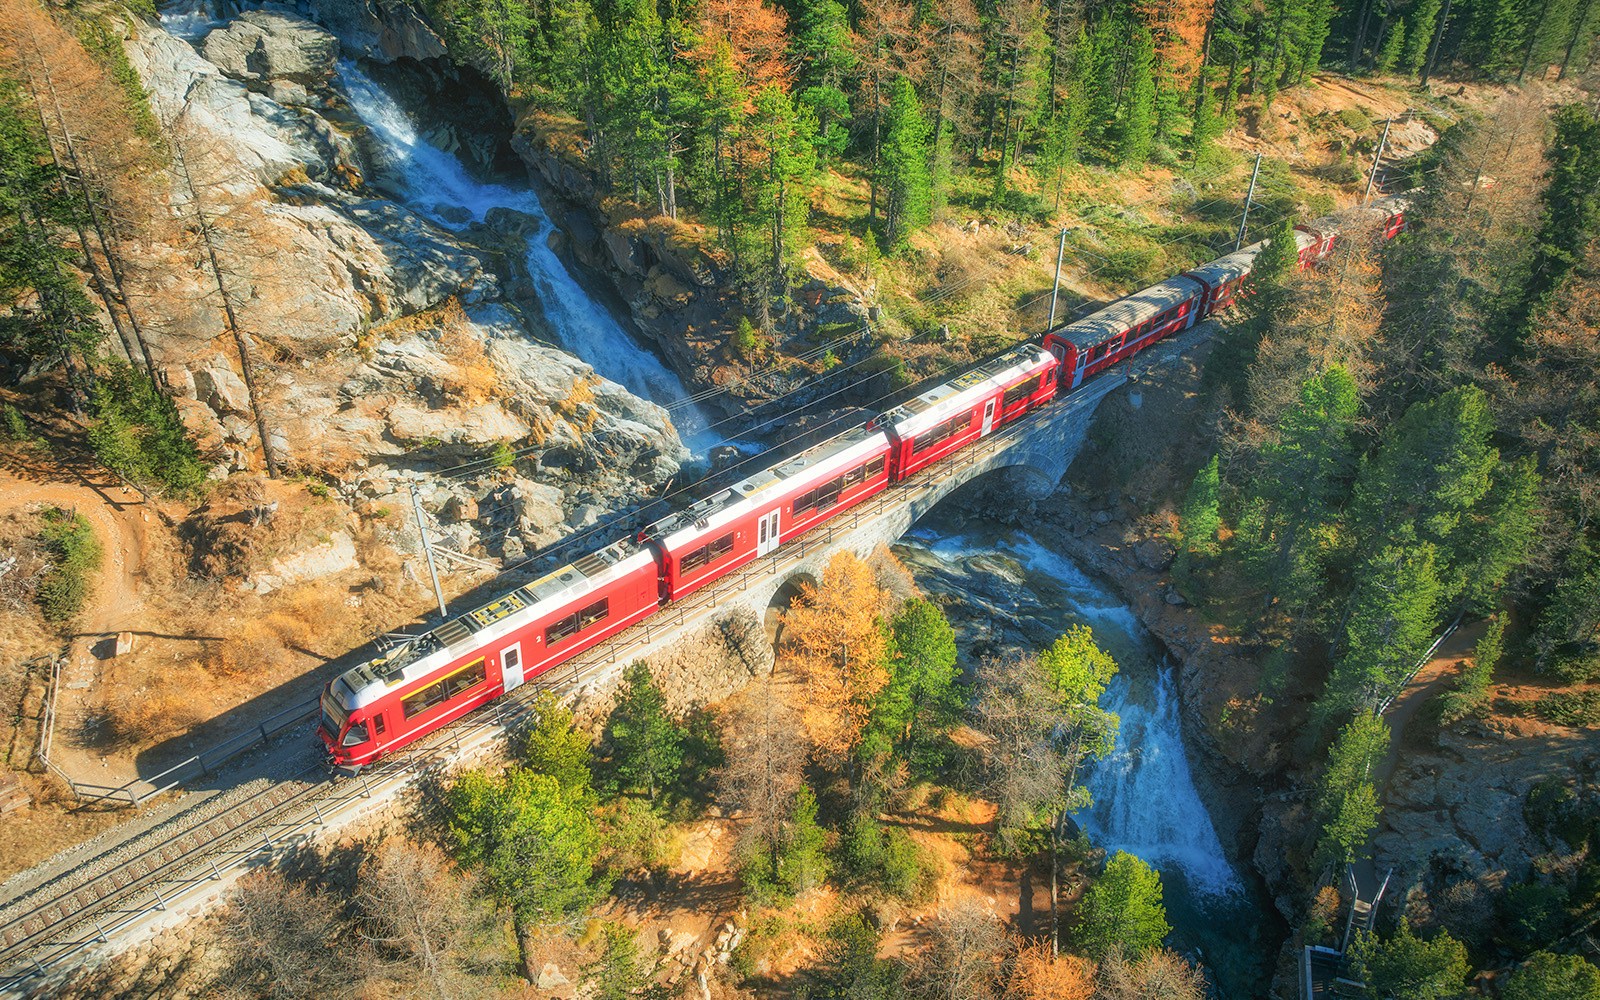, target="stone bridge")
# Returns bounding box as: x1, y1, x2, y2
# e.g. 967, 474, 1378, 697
540, 325, 1210, 699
